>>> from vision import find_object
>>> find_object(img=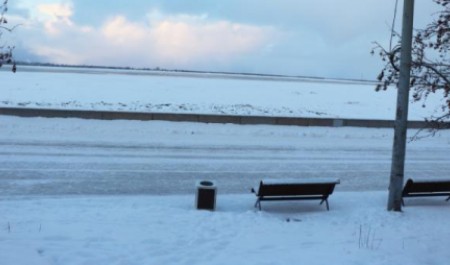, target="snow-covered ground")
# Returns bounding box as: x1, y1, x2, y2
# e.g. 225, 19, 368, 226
1, 68, 450, 264
1, 115, 450, 265
0, 192, 450, 265
2, 192, 450, 265
0, 66, 447, 120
